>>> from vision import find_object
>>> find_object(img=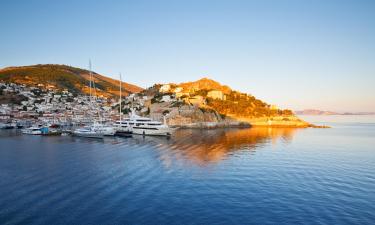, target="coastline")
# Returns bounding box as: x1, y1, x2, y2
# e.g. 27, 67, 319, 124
170, 116, 330, 129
